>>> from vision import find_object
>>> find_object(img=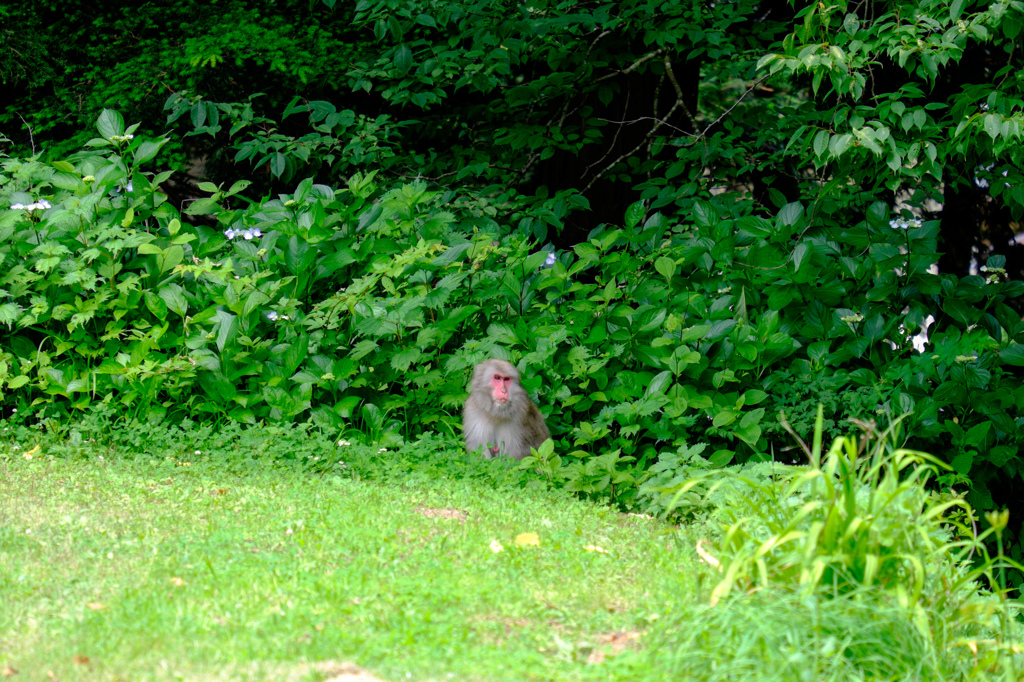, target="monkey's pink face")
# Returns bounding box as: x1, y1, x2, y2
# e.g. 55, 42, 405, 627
491, 373, 513, 403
